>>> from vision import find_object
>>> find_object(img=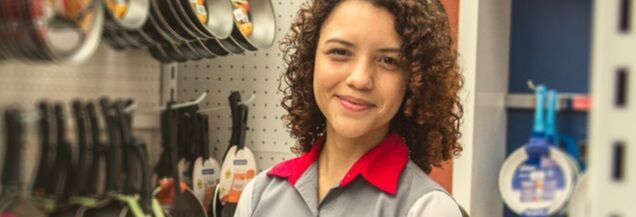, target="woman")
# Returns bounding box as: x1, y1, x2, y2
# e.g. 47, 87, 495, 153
235, 0, 464, 216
